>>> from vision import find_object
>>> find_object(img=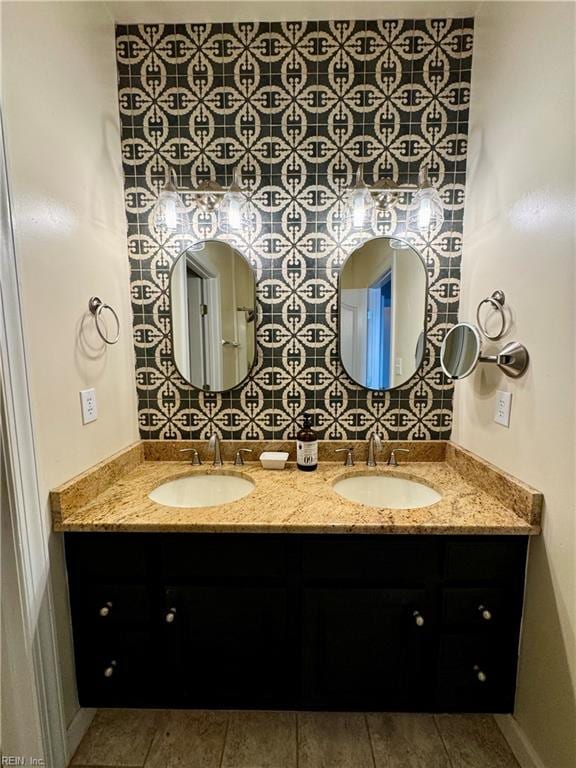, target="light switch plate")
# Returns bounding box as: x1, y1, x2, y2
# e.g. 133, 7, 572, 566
494, 390, 512, 427
80, 388, 97, 424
